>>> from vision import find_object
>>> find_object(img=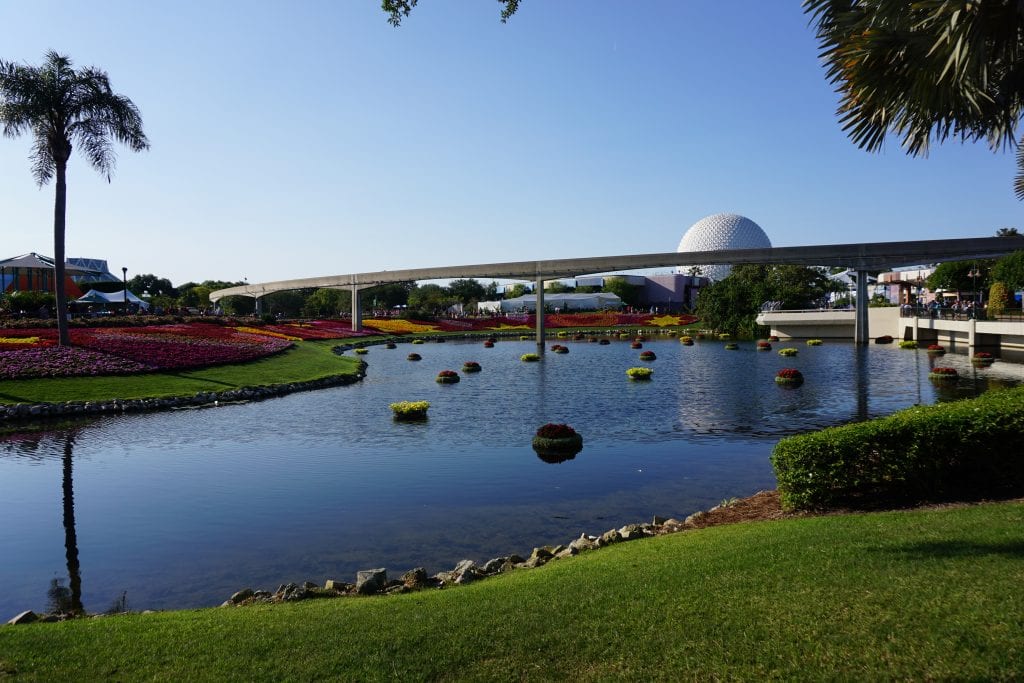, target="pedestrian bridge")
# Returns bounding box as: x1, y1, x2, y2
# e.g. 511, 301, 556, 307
210, 236, 1023, 346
